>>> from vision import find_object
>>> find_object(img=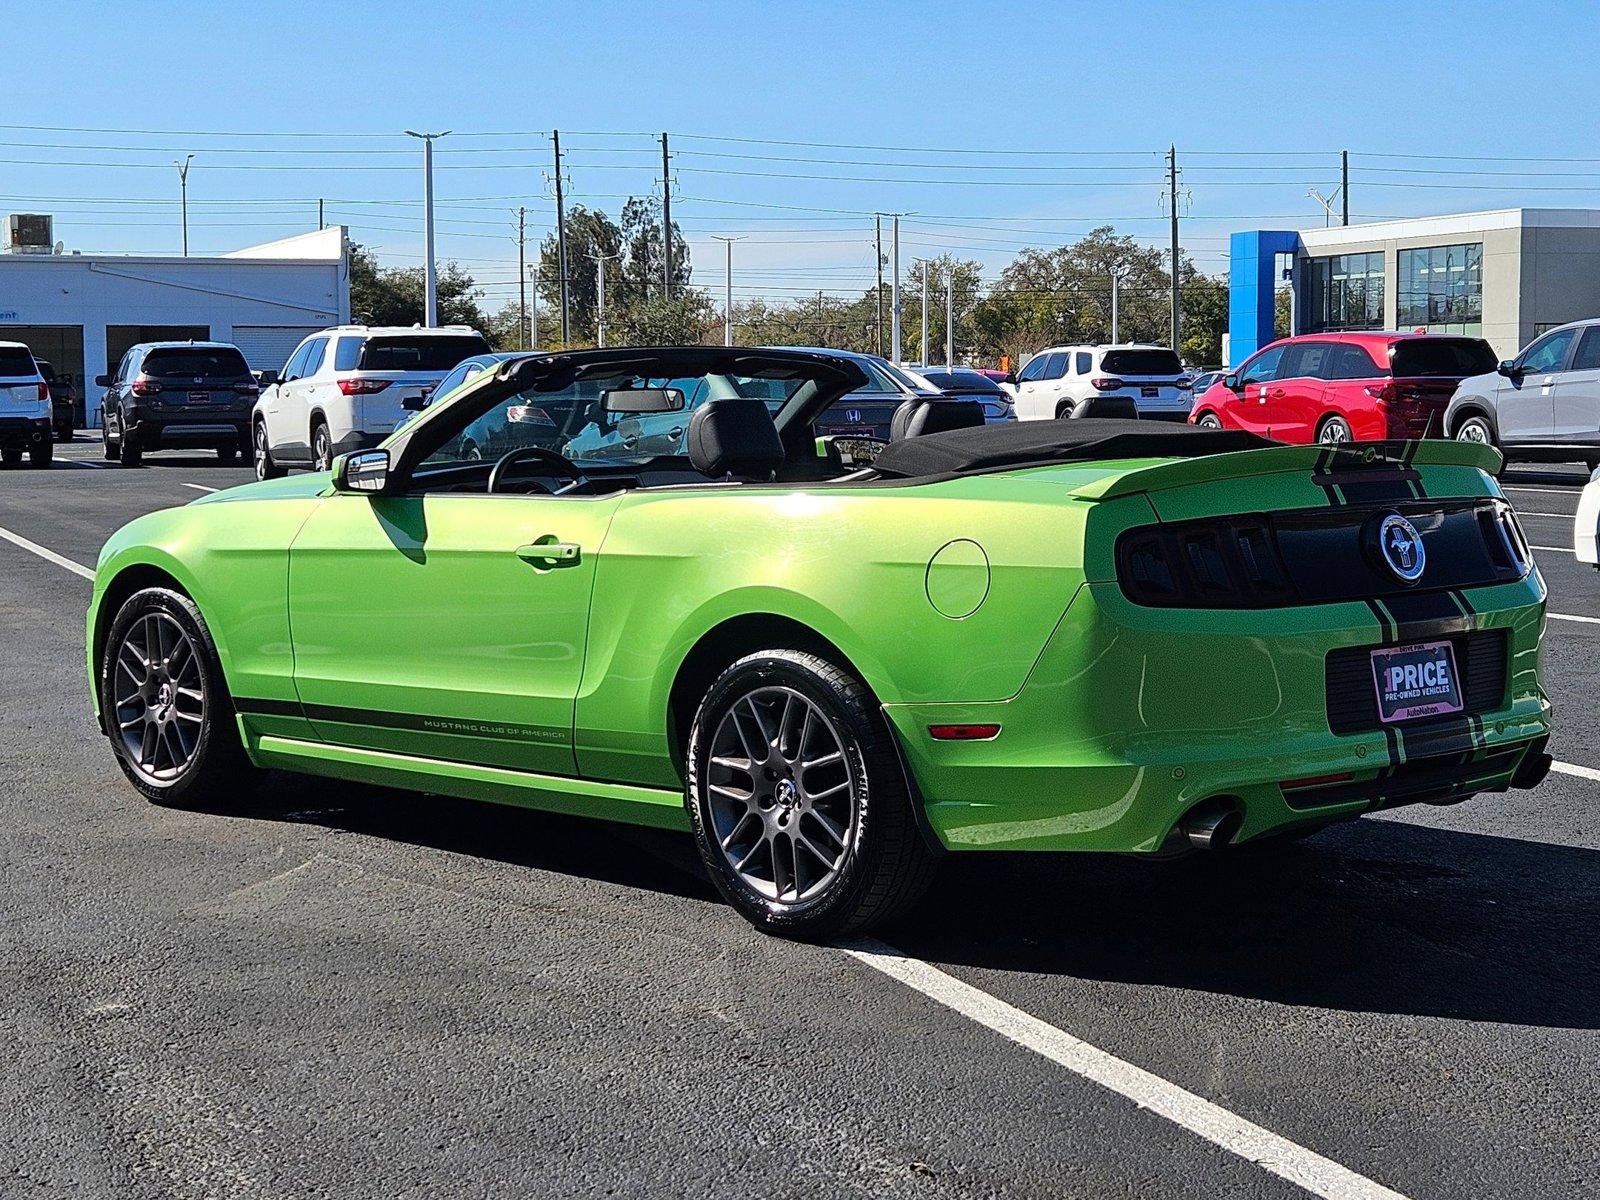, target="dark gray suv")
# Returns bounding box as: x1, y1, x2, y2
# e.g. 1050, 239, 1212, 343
98, 342, 259, 466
